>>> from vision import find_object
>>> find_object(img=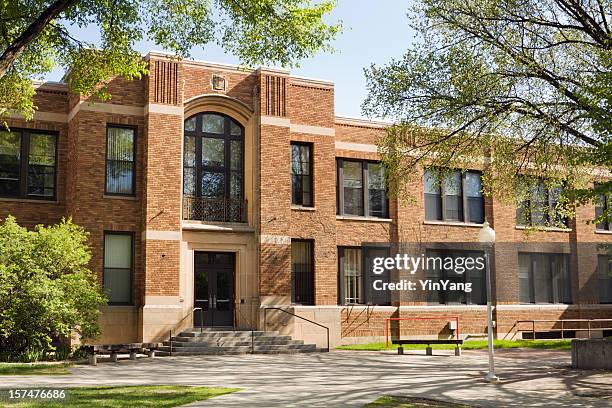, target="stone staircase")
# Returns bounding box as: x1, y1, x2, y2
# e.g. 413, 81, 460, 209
157, 328, 321, 356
